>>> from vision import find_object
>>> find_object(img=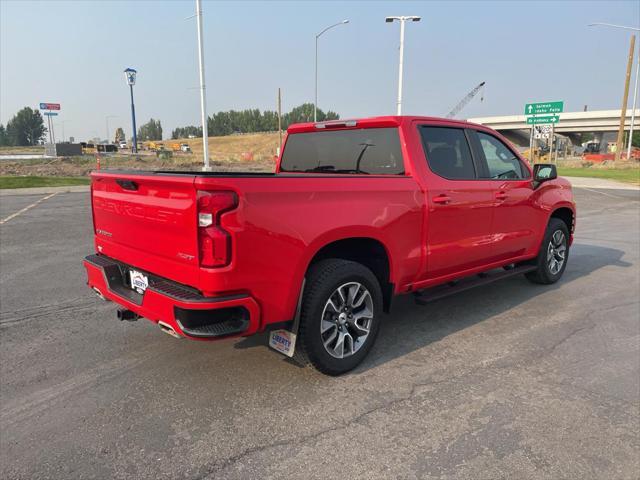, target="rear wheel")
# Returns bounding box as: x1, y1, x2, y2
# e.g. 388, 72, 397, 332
525, 218, 569, 284
294, 259, 383, 375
